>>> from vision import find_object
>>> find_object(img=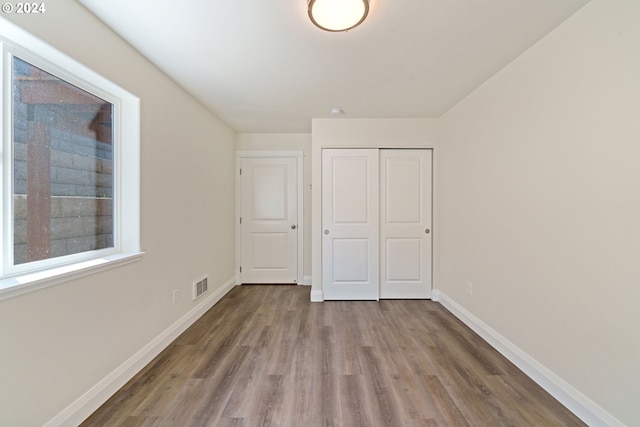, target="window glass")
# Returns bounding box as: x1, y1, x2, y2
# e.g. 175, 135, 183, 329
12, 56, 114, 265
